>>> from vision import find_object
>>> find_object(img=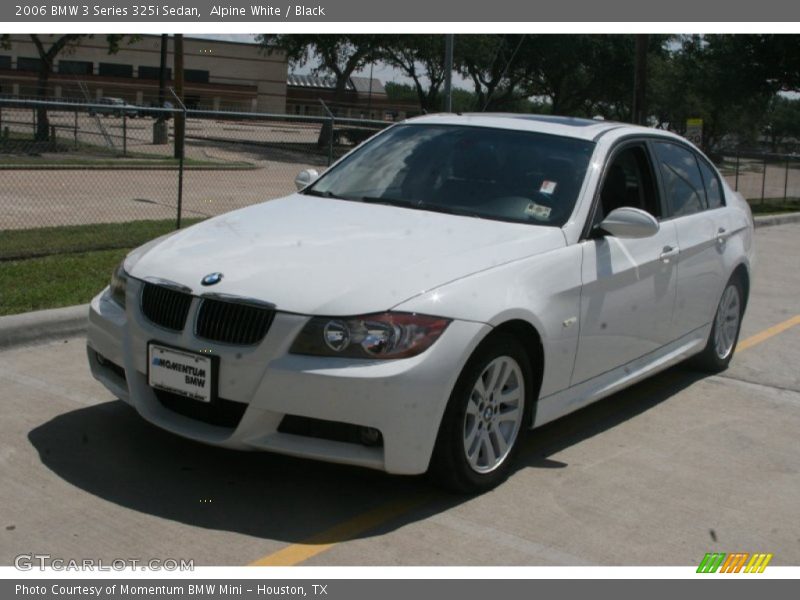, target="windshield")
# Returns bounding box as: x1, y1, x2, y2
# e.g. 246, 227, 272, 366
306, 123, 595, 227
